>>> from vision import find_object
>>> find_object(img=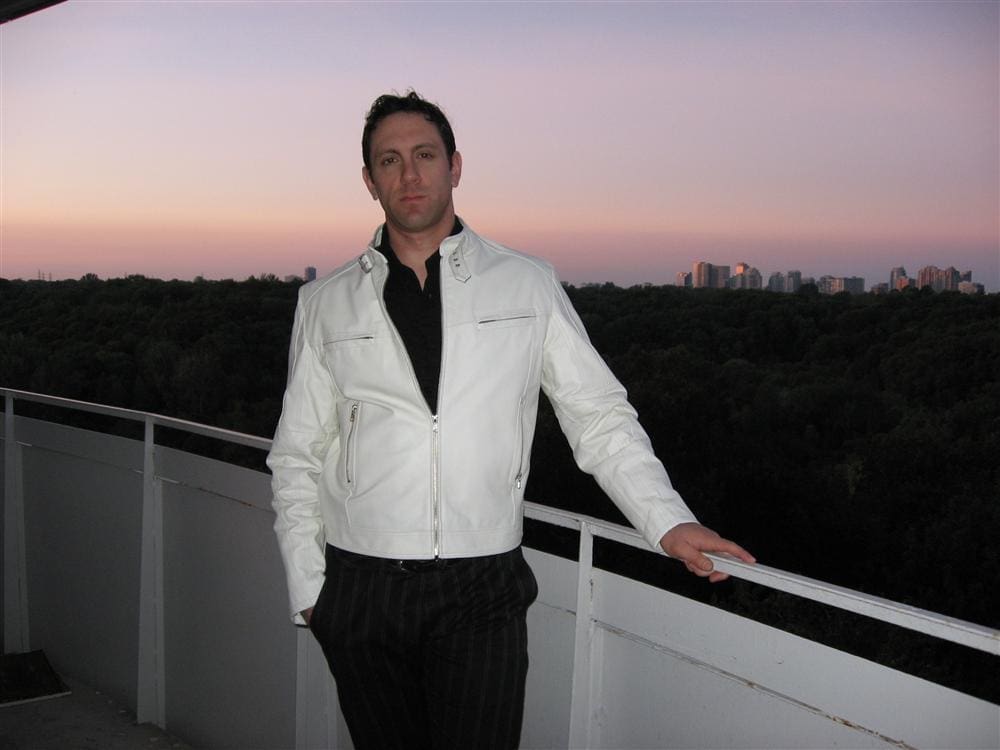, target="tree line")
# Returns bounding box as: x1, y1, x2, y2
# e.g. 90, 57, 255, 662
2, 275, 997, 697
